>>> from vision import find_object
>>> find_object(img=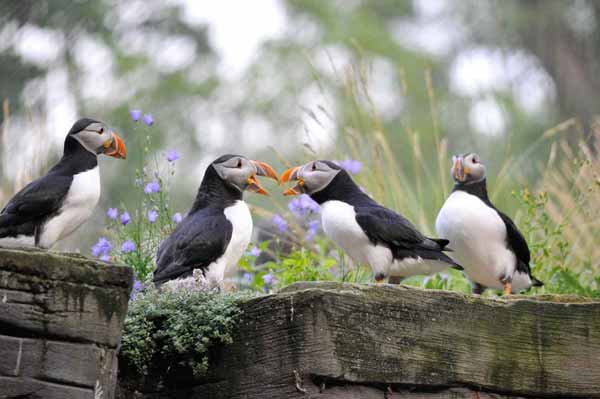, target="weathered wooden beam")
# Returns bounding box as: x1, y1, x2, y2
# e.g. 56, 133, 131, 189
0, 248, 132, 399
119, 281, 600, 399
